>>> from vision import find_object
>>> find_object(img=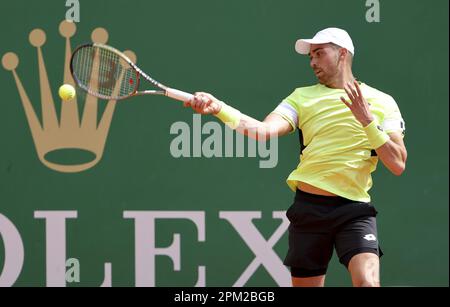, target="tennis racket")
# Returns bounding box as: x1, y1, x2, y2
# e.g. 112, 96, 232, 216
70, 43, 194, 102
